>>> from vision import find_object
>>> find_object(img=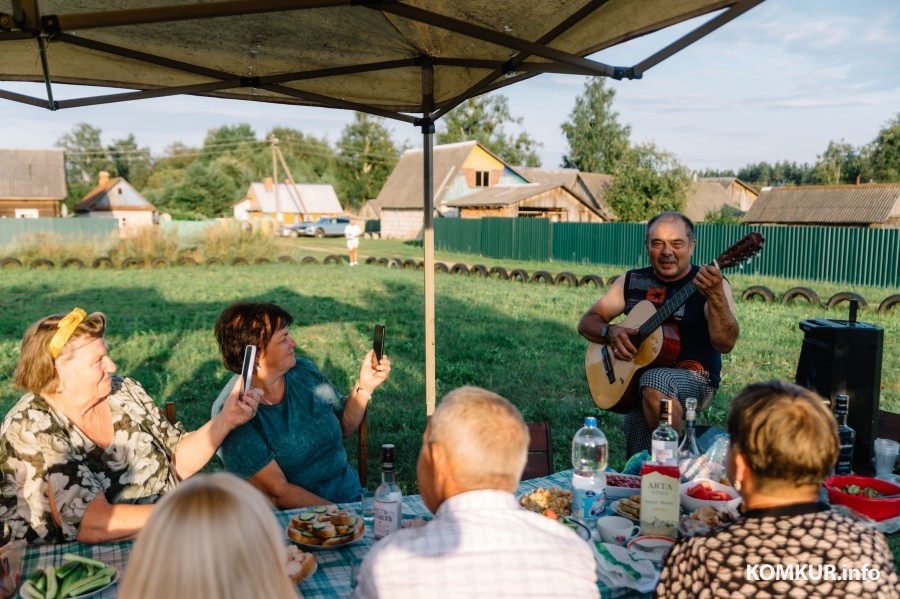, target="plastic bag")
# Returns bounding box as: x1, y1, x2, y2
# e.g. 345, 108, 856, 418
681, 434, 730, 483
0, 540, 24, 599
